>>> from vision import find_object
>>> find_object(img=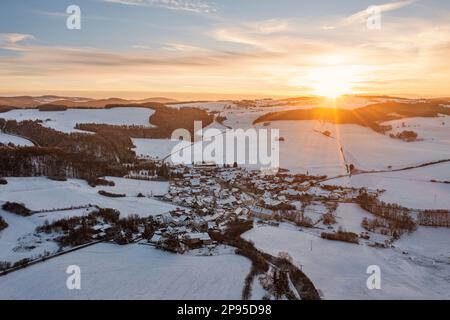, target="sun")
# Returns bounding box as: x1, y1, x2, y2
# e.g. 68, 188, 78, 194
310, 66, 354, 99
313, 79, 352, 98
